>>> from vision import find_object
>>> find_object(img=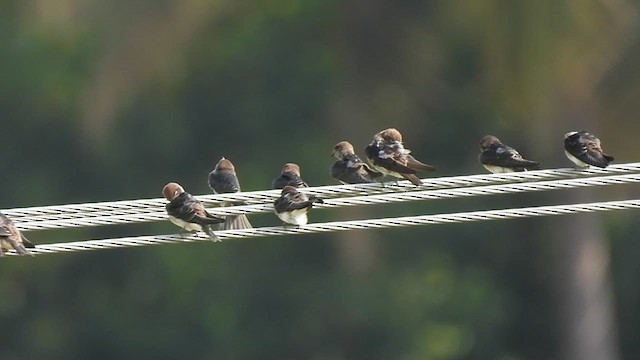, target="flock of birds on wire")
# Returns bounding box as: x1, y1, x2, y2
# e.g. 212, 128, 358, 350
0, 128, 614, 256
